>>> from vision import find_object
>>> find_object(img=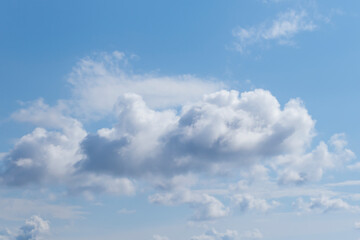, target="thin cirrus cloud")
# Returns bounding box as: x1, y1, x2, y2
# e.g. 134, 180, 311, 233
232, 9, 317, 53
190, 228, 238, 240
153, 235, 169, 240
0, 198, 83, 221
